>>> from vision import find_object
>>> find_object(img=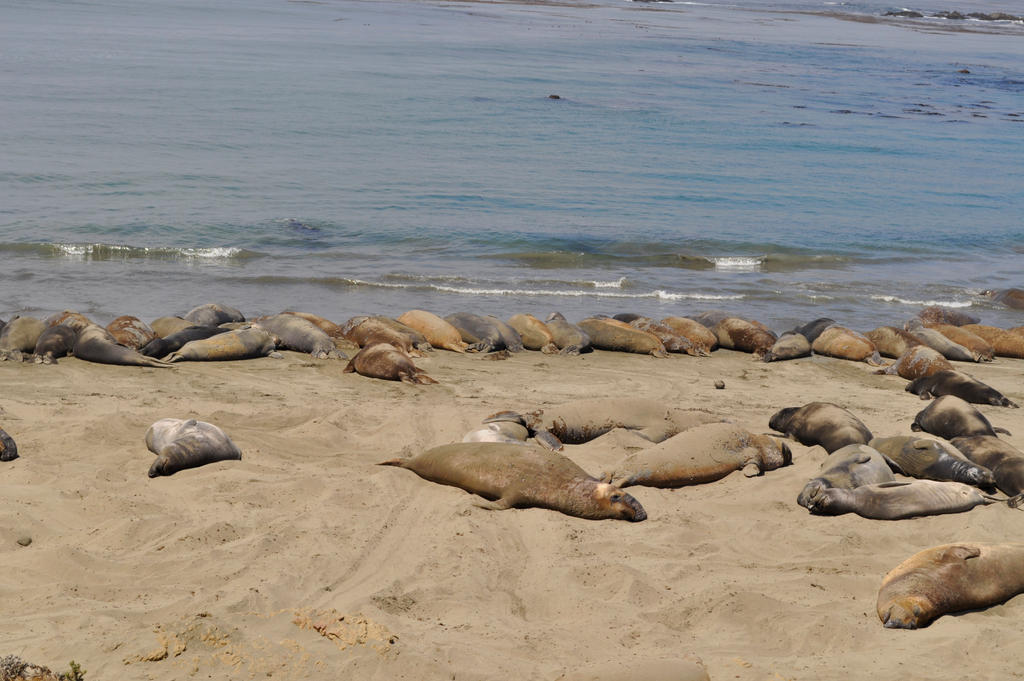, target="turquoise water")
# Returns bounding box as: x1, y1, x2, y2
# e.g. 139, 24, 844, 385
2, 0, 1023, 331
